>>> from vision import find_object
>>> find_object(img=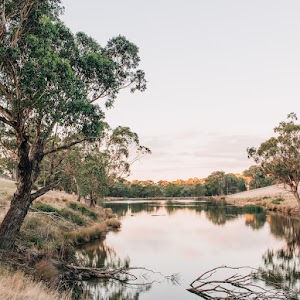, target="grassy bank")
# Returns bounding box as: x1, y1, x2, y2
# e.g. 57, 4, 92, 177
226, 185, 300, 218
0, 178, 121, 299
